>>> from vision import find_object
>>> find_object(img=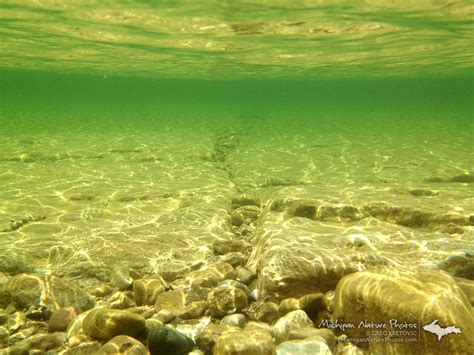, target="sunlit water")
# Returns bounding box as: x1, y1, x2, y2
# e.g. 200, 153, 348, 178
0, 1, 473, 354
